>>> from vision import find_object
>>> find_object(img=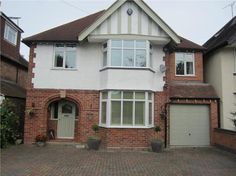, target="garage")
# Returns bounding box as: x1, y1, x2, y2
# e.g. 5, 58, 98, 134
170, 104, 210, 146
